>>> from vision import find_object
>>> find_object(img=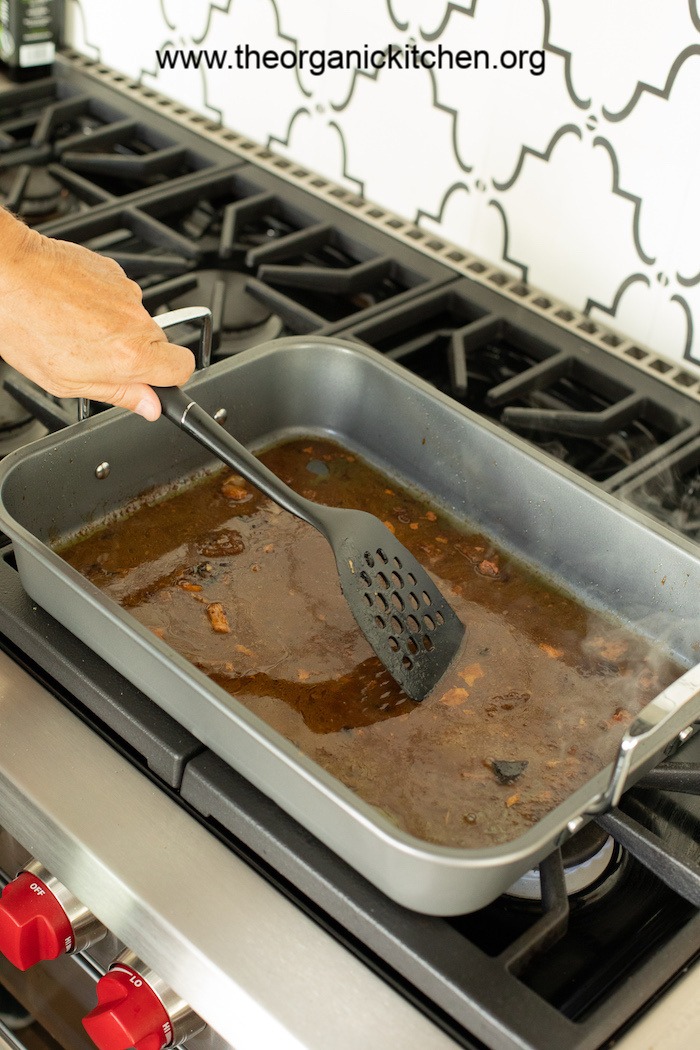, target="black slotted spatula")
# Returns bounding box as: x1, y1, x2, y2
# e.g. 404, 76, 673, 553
154, 385, 465, 700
